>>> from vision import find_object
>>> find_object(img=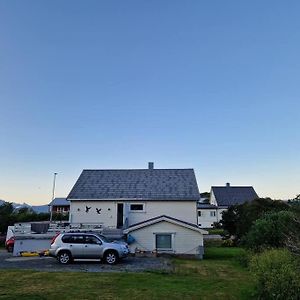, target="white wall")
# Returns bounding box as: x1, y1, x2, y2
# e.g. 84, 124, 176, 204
210, 190, 217, 206
197, 208, 228, 228
69, 200, 197, 227
127, 201, 197, 226
69, 201, 117, 227
197, 209, 217, 228
128, 221, 204, 255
